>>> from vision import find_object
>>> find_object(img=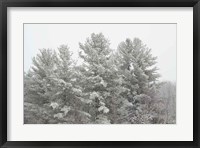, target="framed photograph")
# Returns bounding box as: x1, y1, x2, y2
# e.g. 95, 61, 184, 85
0, 0, 199, 147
